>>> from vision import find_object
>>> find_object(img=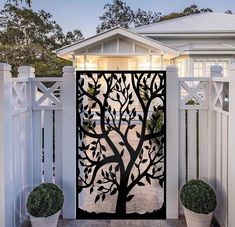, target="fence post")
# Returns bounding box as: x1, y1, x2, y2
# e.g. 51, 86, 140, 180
18, 66, 35, 190
208, 66, 223, 188
166, 66, 179, 218
228, 63, 235, 227
62, 66, 76, 219
0, 63, 13, 227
